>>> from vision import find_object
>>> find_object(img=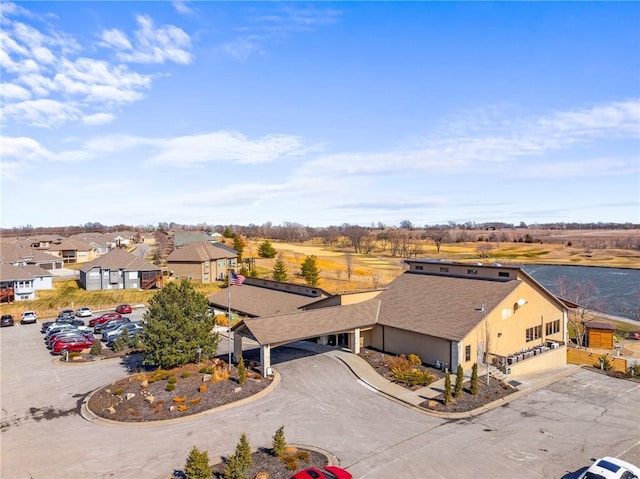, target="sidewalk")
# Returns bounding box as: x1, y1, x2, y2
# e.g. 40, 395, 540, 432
290, 341, 579, 418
